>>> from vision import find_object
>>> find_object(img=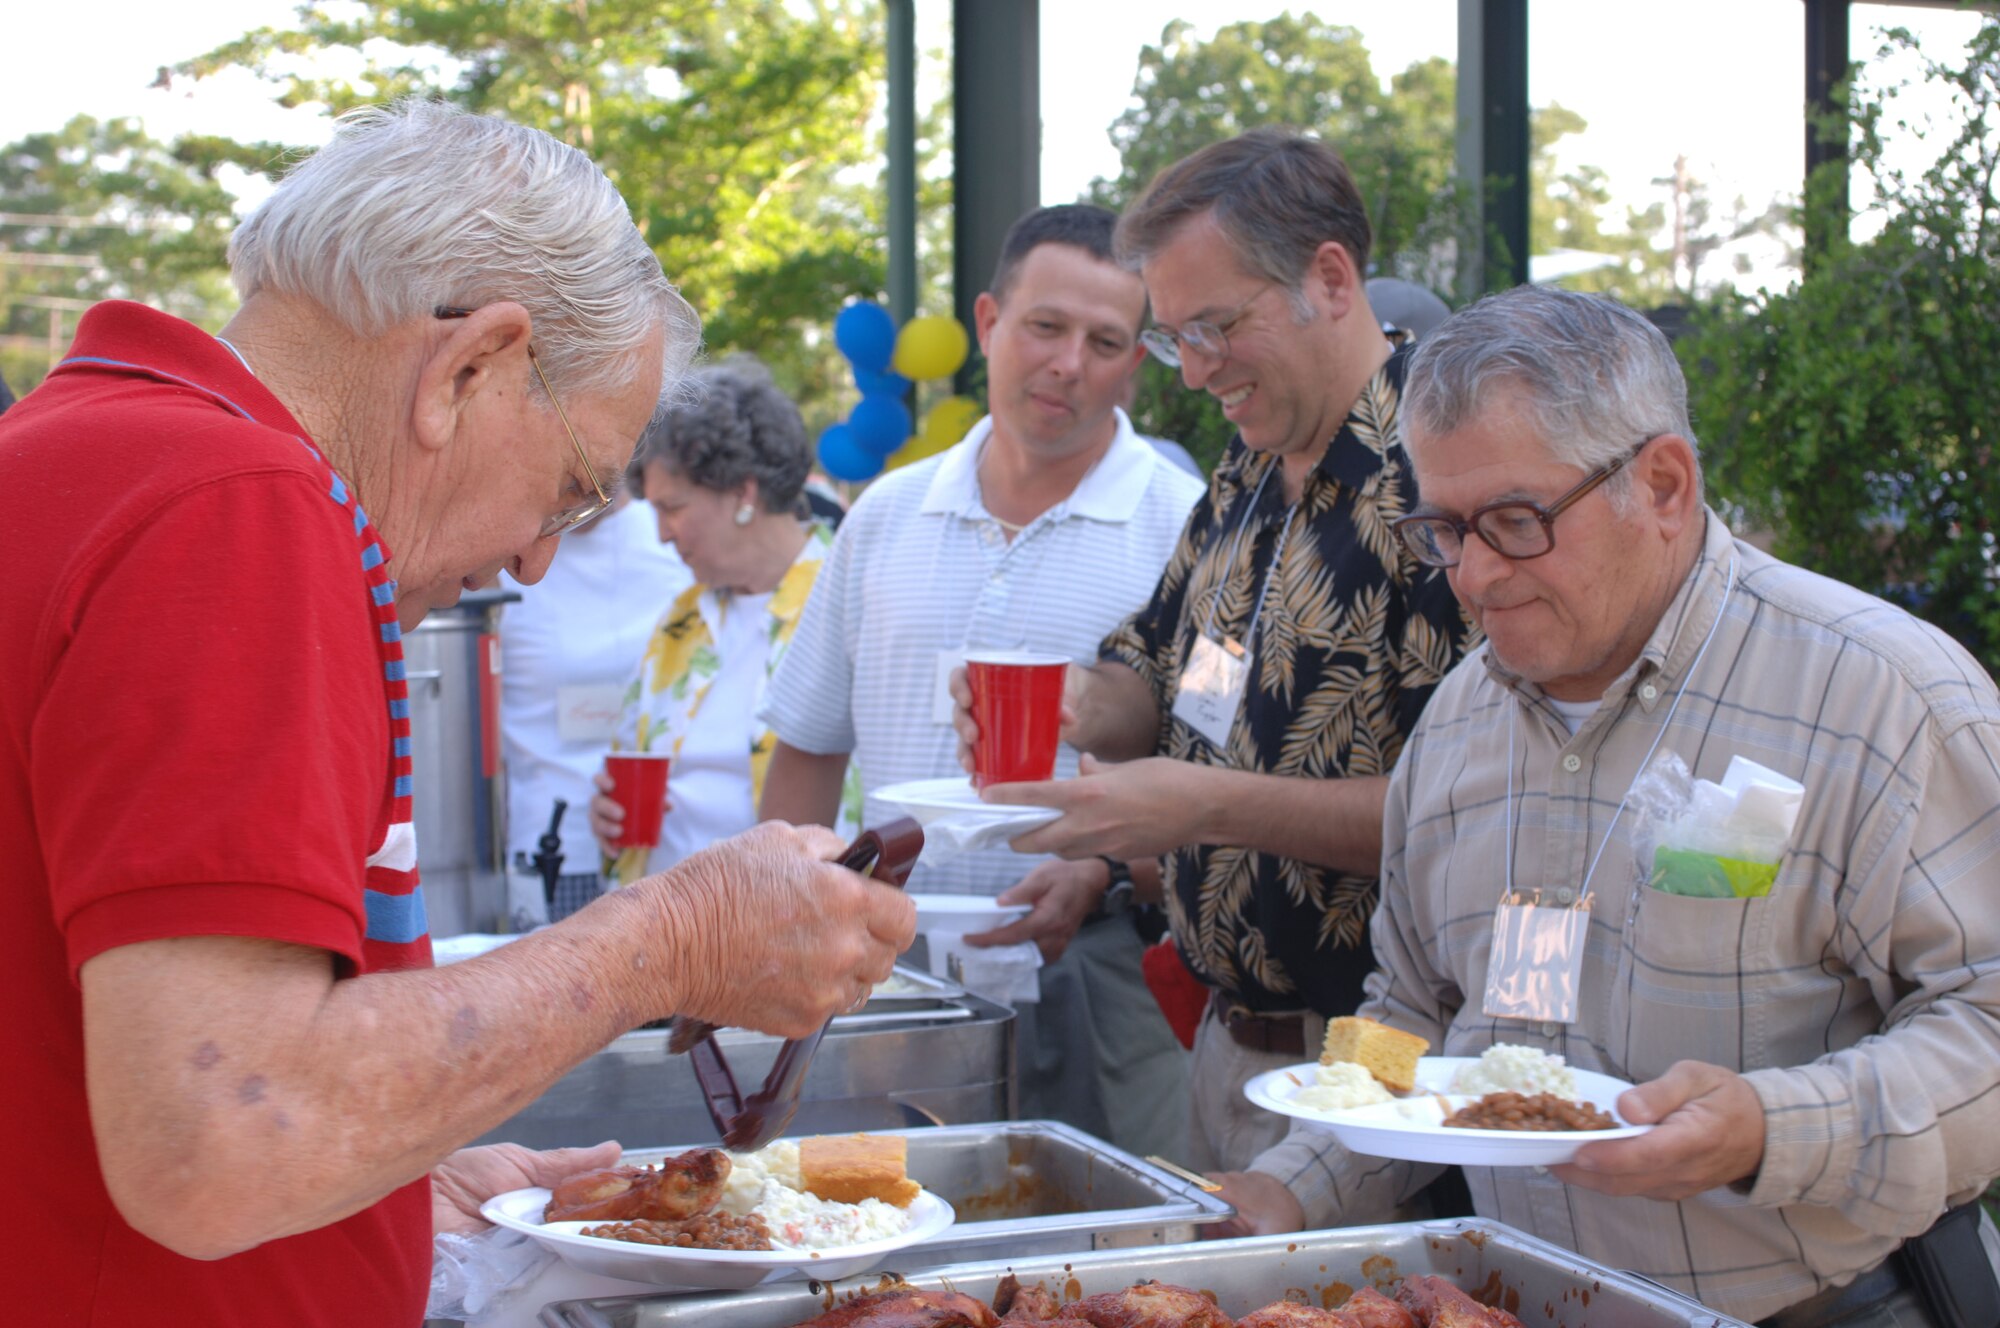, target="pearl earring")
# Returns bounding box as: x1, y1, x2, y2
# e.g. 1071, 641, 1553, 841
734, 504, 754, 526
